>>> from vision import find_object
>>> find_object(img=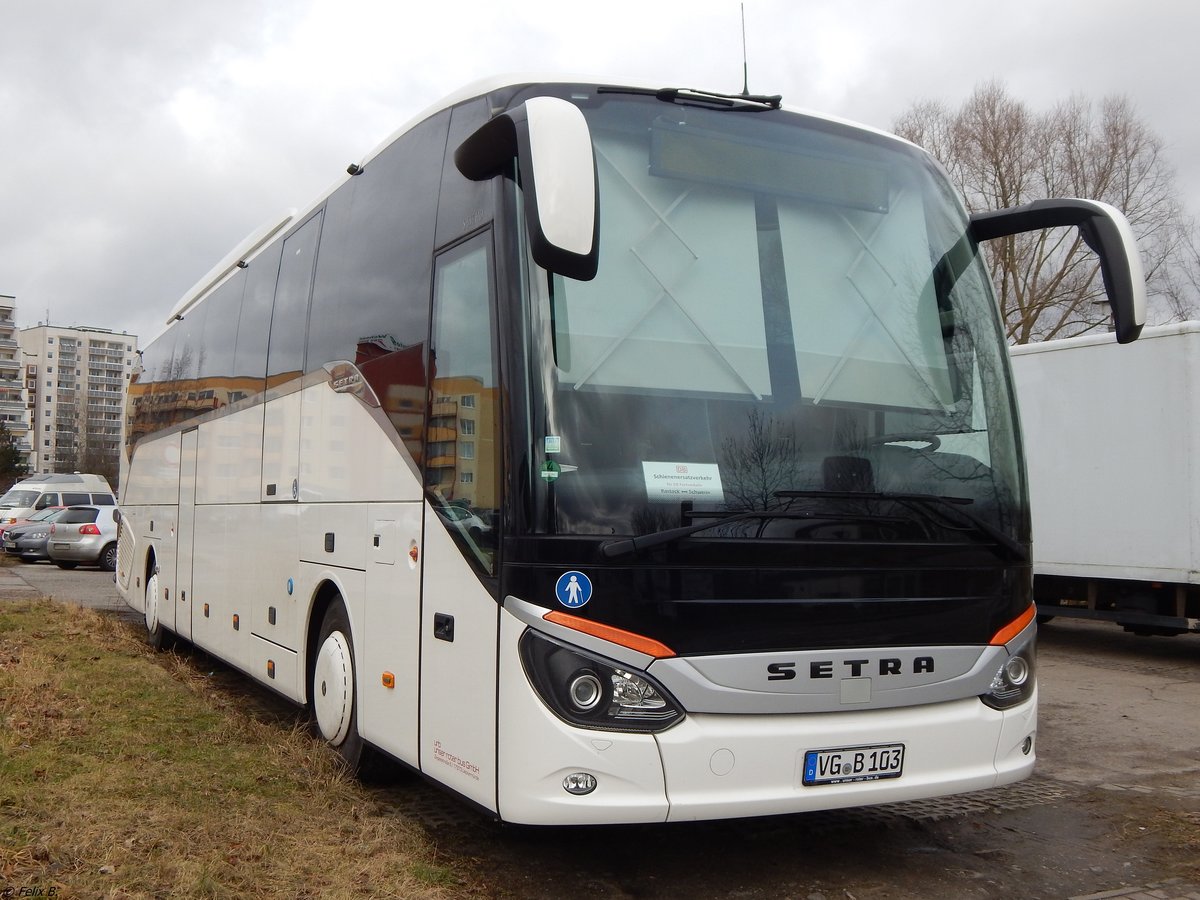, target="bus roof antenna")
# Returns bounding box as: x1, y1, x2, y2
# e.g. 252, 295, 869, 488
740, 3, 750, 97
